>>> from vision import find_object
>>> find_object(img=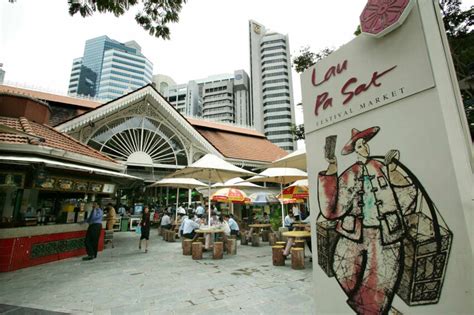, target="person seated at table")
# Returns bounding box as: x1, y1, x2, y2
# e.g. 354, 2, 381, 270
160, 212, 172, 230
182, 213, 200, 239
178, 212, 188, 236
210, 212, 219, 226
260, 212, 270, 224
224, 214, 239, 237
283, 216, 312, 258
284, 211, 295, 231
195, 203, 205, 218
292, 204, 301, 221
